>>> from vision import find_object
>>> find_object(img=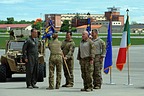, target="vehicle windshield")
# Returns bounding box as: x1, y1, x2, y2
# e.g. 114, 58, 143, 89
9, 41, 25, 50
